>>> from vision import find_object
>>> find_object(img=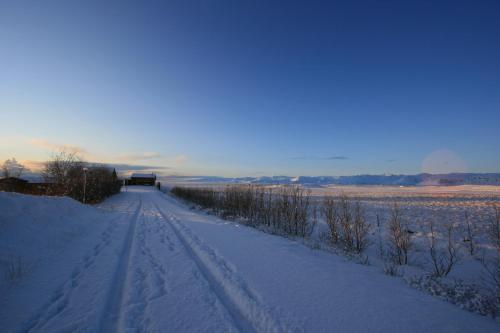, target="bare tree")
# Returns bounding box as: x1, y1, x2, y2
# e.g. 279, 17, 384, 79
338, 195, 354, 251
42, 150, 83, 185
40, 151, 120, 203
488, 205, 500, 250
481, 205, 500, 308
322, 195, 369, 253
309, 202, 319, 238
352, 201, 370, 253
1, 158, 25, 178
376, 213, 402, 275
42, 150, 84, 199
463, 210, 476, 256
427, 220, 459, 277
171, 185, 315, 237
322, 195, 339, 244
383, 261, 401, 276
376, 214, 385, 259
387, 202, 412, 265
481, 252, 500, 314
